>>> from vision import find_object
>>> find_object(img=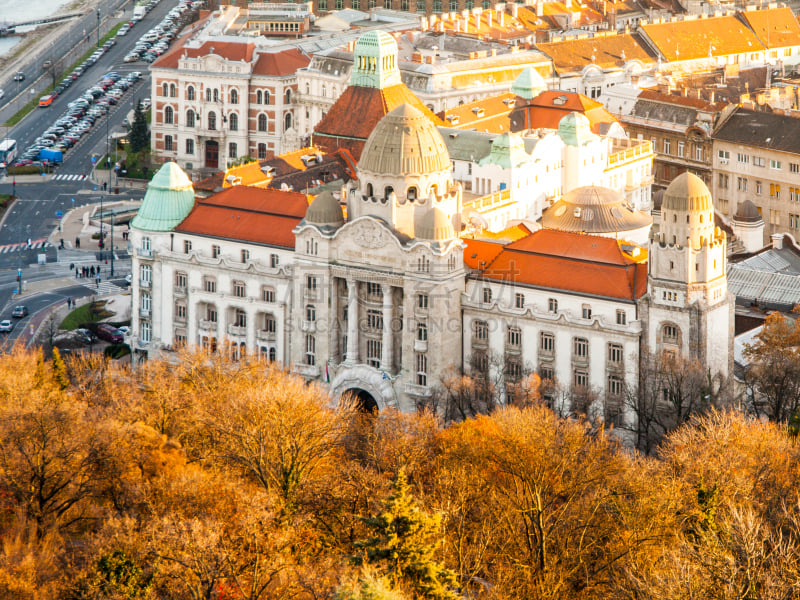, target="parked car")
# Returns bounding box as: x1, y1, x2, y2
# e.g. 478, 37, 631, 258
11, 306, 28, 318
75, 328, 96, 344
96, 323, 124, 343
0, 320, 14, 333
